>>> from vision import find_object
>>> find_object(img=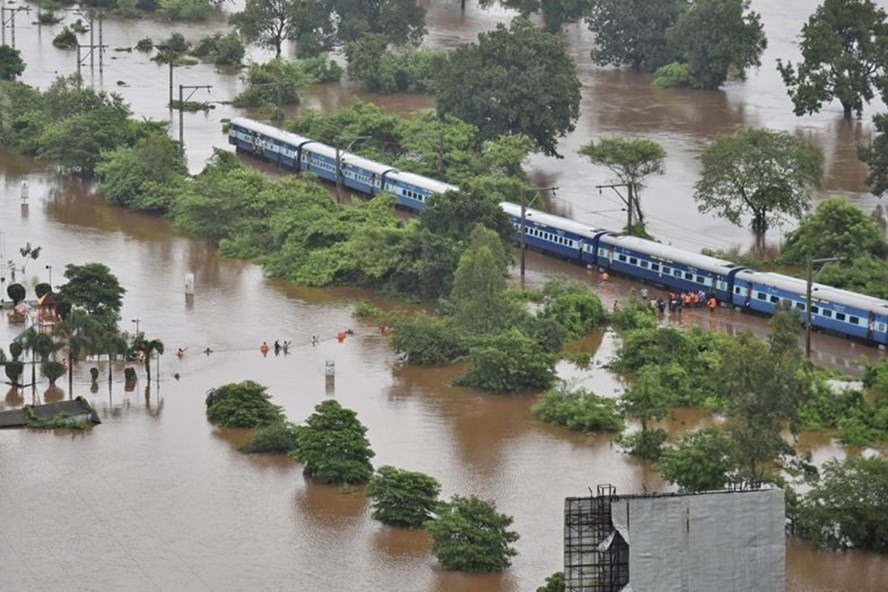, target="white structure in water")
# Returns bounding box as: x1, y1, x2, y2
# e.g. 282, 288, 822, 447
564, 486, 785, 592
